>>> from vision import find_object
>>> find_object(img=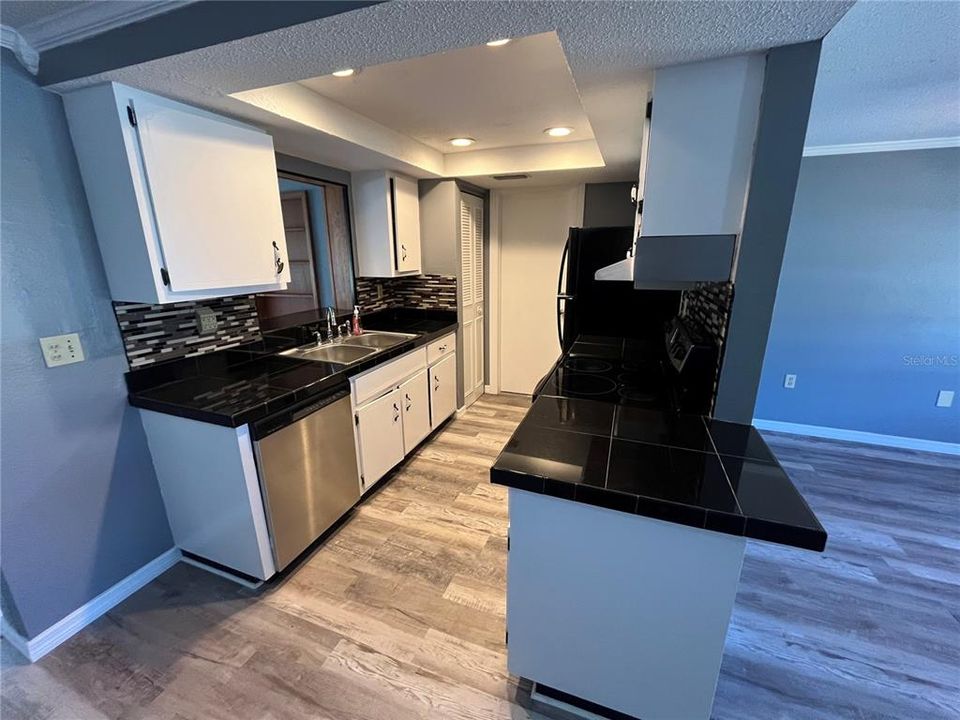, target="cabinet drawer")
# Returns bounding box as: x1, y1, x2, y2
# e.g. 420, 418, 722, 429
426, 333, 456, 365
351, 347, 427, 406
